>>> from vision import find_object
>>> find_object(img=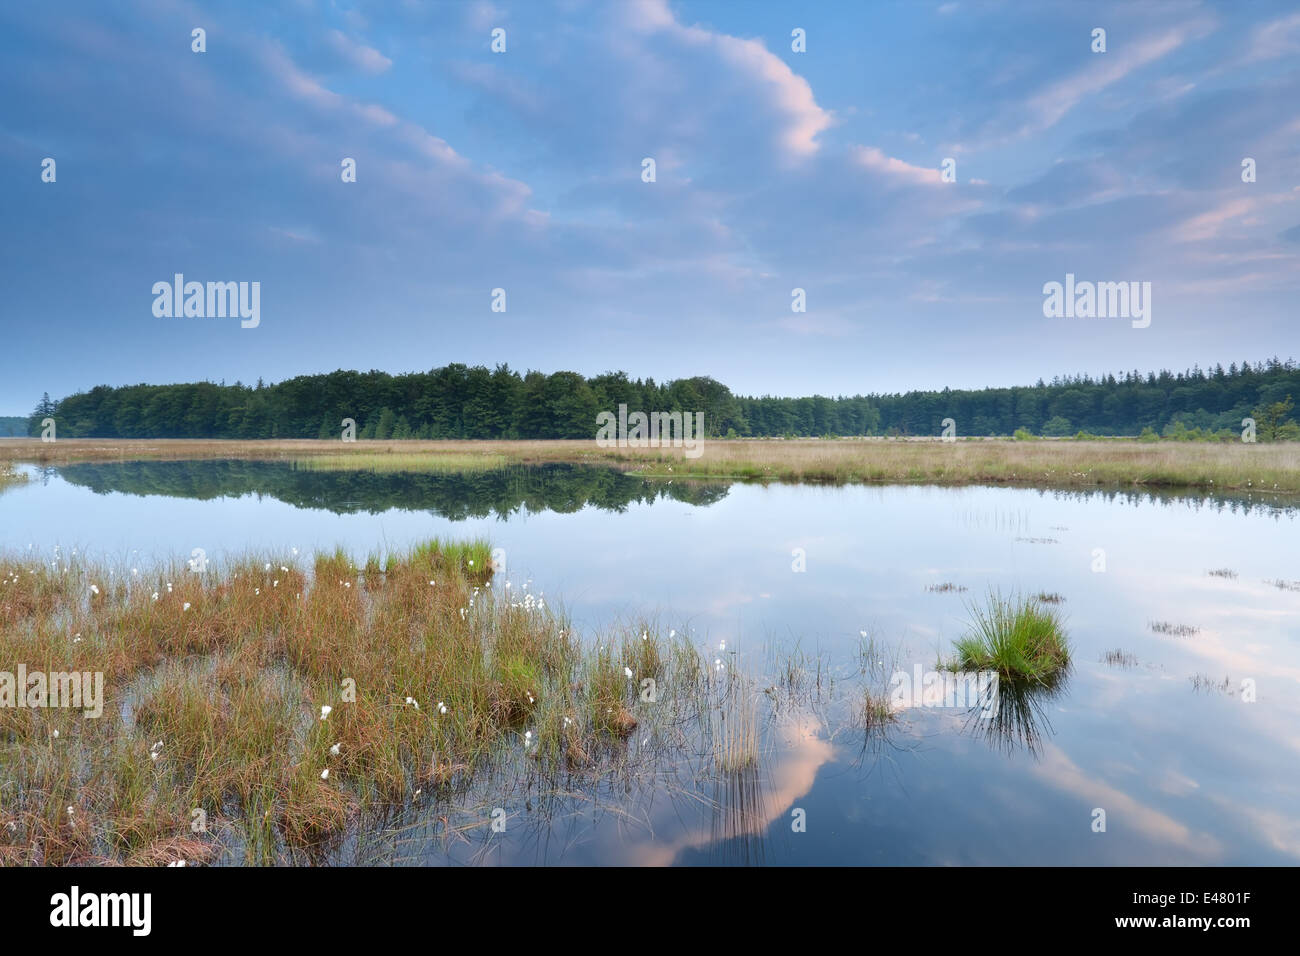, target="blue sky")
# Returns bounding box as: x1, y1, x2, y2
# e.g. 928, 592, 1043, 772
1, 0, 1298, 414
